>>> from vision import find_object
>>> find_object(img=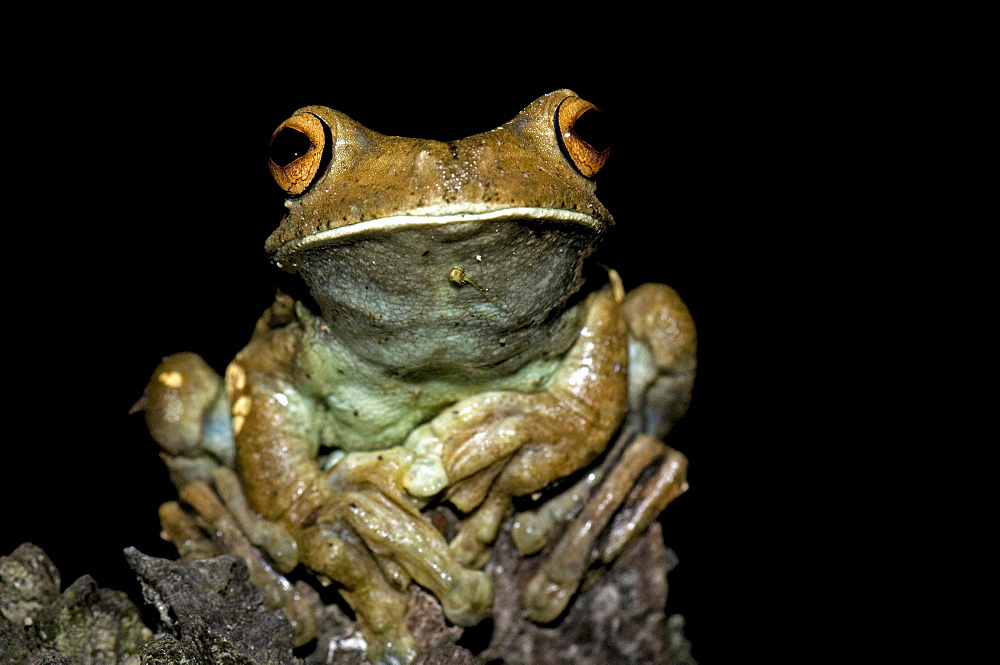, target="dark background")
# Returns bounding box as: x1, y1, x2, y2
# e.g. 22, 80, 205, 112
2, 50, 788, 663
